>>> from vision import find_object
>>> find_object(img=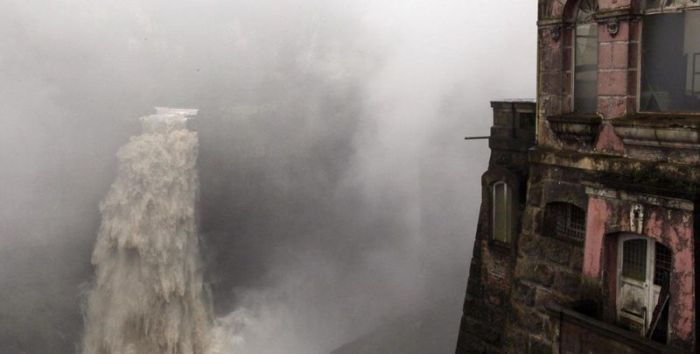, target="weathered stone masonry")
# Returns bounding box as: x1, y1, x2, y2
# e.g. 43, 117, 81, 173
457, 1, 700, 353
